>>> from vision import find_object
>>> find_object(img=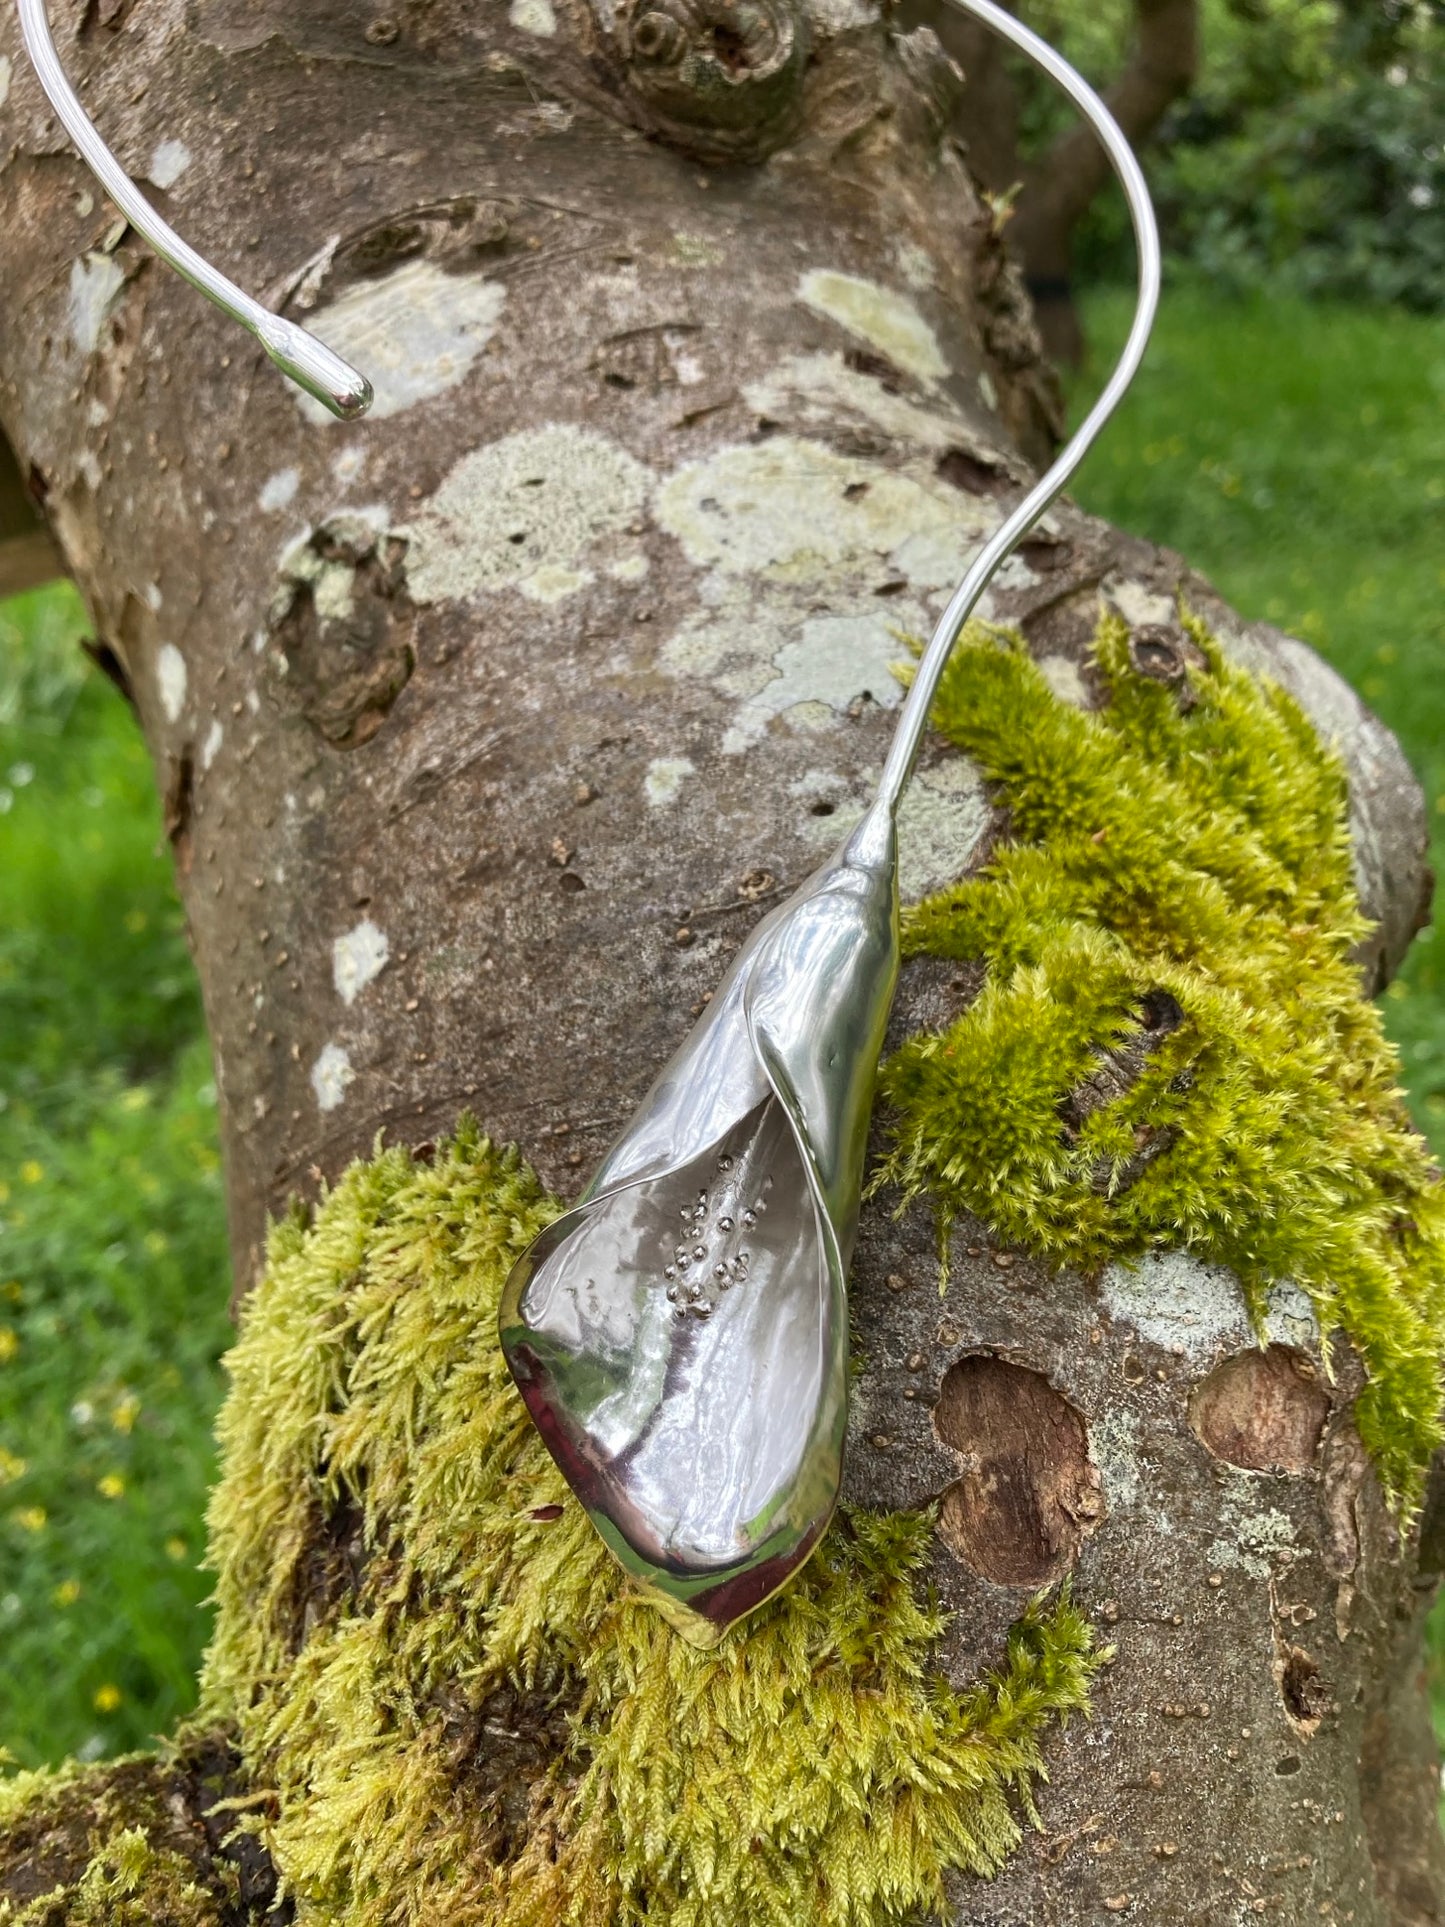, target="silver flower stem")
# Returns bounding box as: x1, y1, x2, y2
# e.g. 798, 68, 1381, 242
874, 0, 1162, 819
15, 0, 372, 420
